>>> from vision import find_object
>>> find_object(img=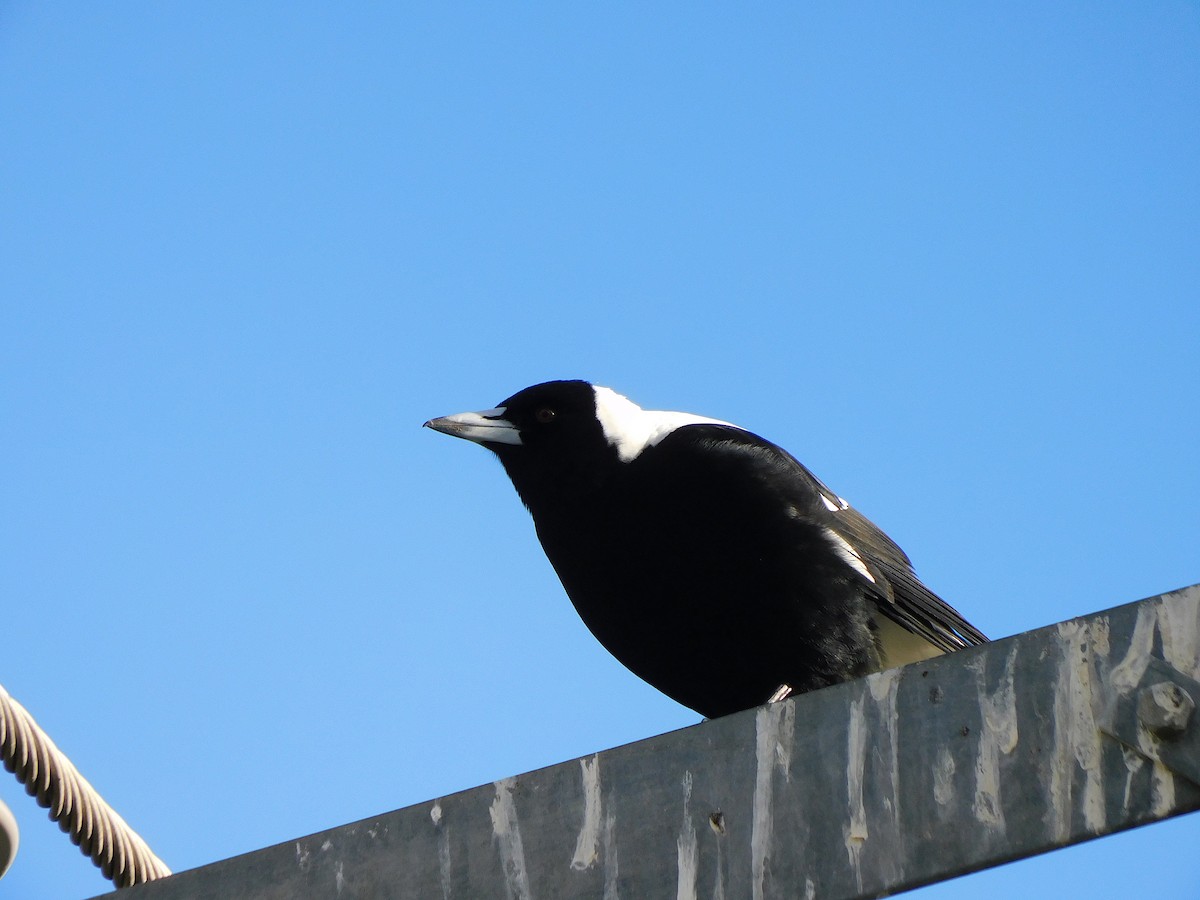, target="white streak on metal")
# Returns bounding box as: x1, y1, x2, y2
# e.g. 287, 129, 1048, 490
1109, 606, 1156, 696
1092, 617, 1111, 661
933, 746, 956, 808
858, 667, 905, 887
843, 693, 869, 891
972, 647, 1019, 832
1049, 621, 1106, 840
752, 701, 795, 900
603, 809, 620, 900
439, 835, 453, 899
335, 861, 345, 895
1106, 590, 1200, 814
1119, 746, 1145, 814
676, 771, 698, 900
1145, 588, 1200, 818
1158, 586, 1200, 674
431, 802, 452, 900
1151, 760, 1176, 817
489, 778, 532, 900
774, 700, 797, 780
571, 755, 603, 871
1105, 606, 1170, 779
868, 667, 902, 819
711, 822, 726, 900
805, 877, 817, 899
867, 664, 901, 705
